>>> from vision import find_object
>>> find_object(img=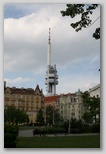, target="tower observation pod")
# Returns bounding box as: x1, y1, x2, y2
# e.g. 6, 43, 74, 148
45, 28, 58, 96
